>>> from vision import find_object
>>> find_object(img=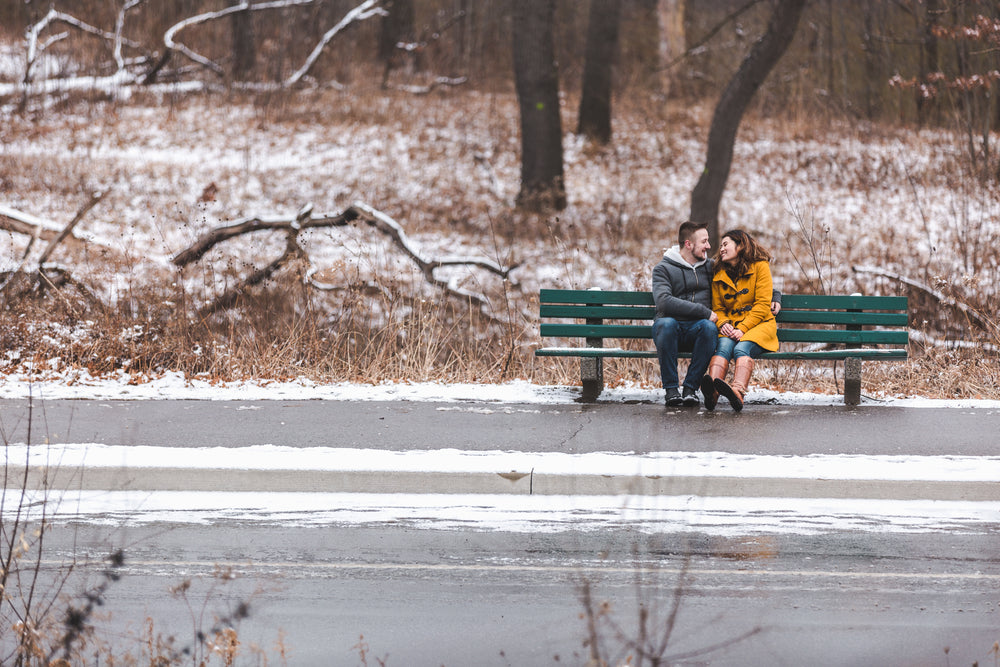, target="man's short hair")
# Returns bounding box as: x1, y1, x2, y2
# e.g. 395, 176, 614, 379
678, 221, 708, 247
